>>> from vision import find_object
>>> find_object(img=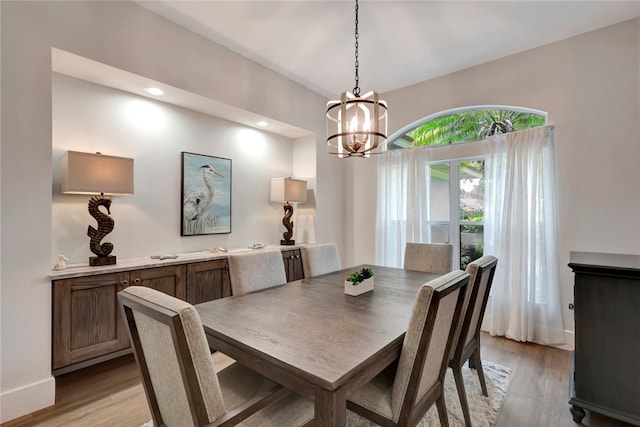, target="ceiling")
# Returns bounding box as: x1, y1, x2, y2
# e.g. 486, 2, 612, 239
57, 1, 640, 139
136, 1, 640, 98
